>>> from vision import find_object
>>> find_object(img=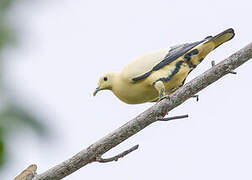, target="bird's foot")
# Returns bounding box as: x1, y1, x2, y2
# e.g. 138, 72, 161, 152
155, 109, 169, 121
157, 94, 170, 102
